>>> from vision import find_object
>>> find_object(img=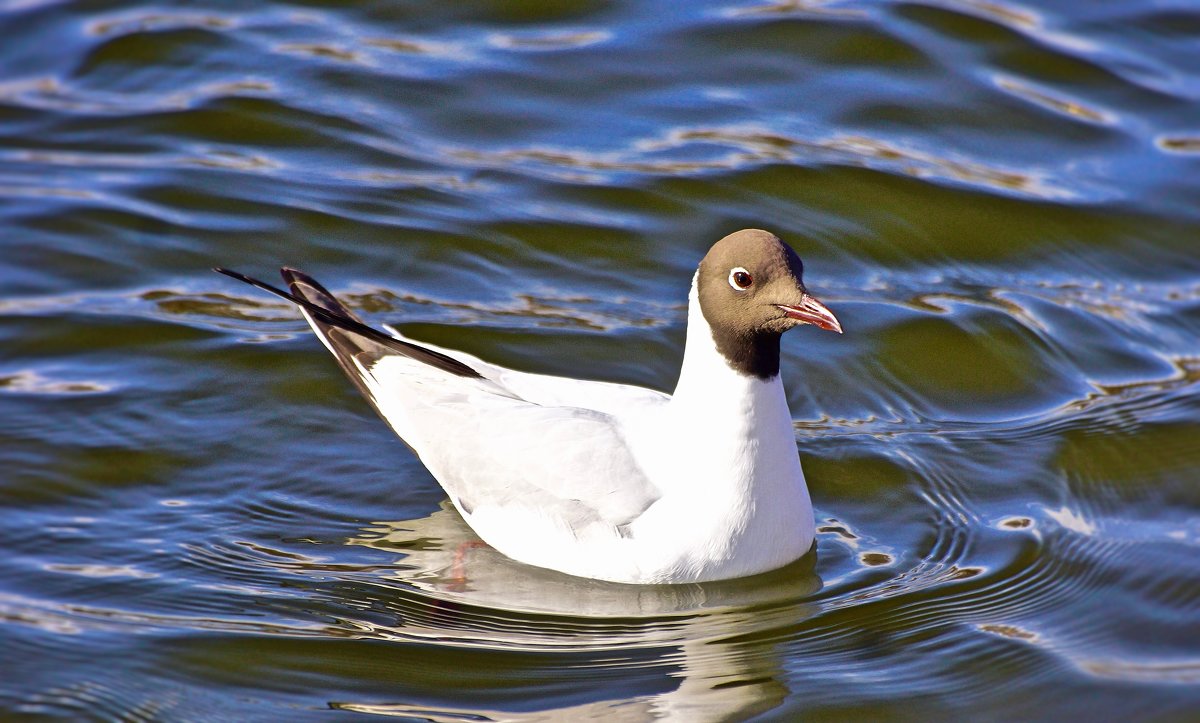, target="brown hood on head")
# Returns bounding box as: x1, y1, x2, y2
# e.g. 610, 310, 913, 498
696, 229, 841, 379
